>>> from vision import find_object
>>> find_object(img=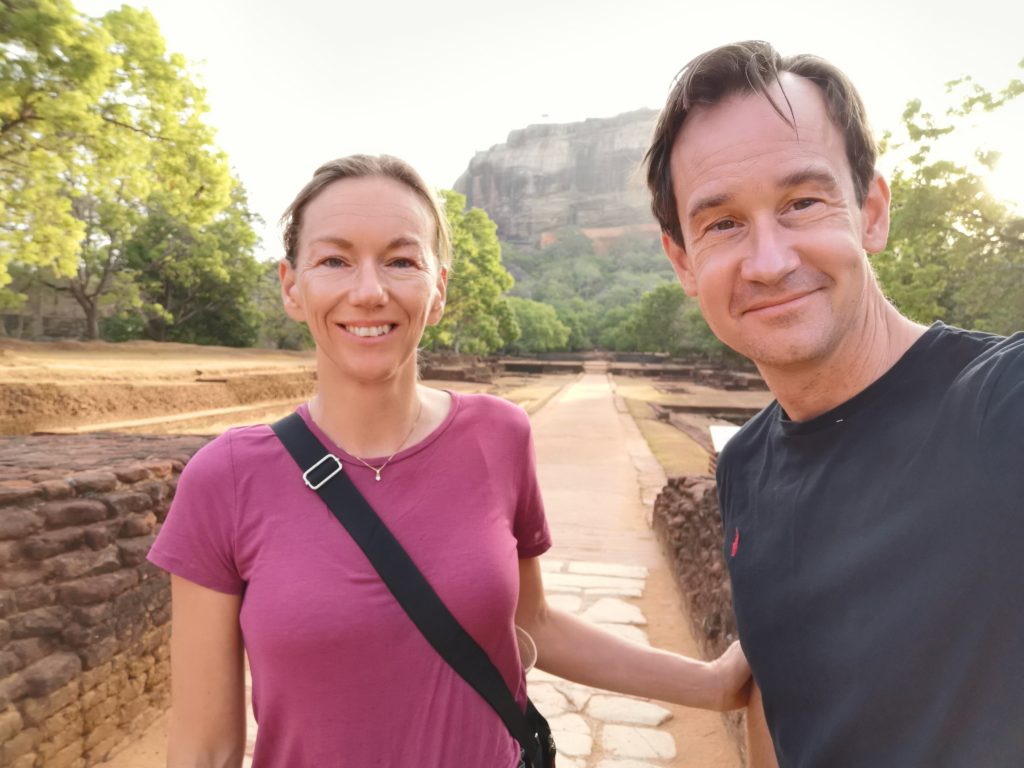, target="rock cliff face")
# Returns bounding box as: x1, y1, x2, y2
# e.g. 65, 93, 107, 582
454, 109, 659, 244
